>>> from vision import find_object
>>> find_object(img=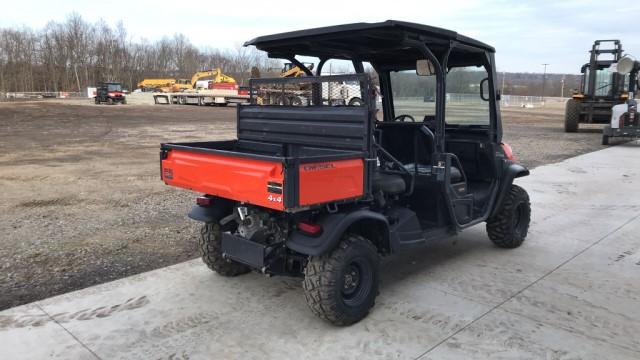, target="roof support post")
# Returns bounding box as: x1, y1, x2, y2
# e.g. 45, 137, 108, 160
402, 39, 451, 152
